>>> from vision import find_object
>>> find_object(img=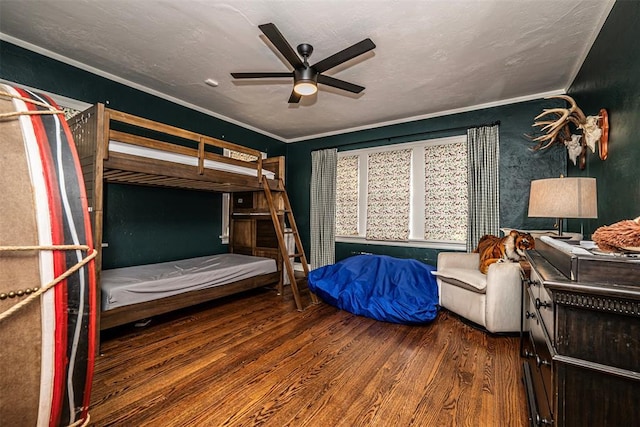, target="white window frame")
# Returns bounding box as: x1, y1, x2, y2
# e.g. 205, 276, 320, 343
335, 135, 467, 251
